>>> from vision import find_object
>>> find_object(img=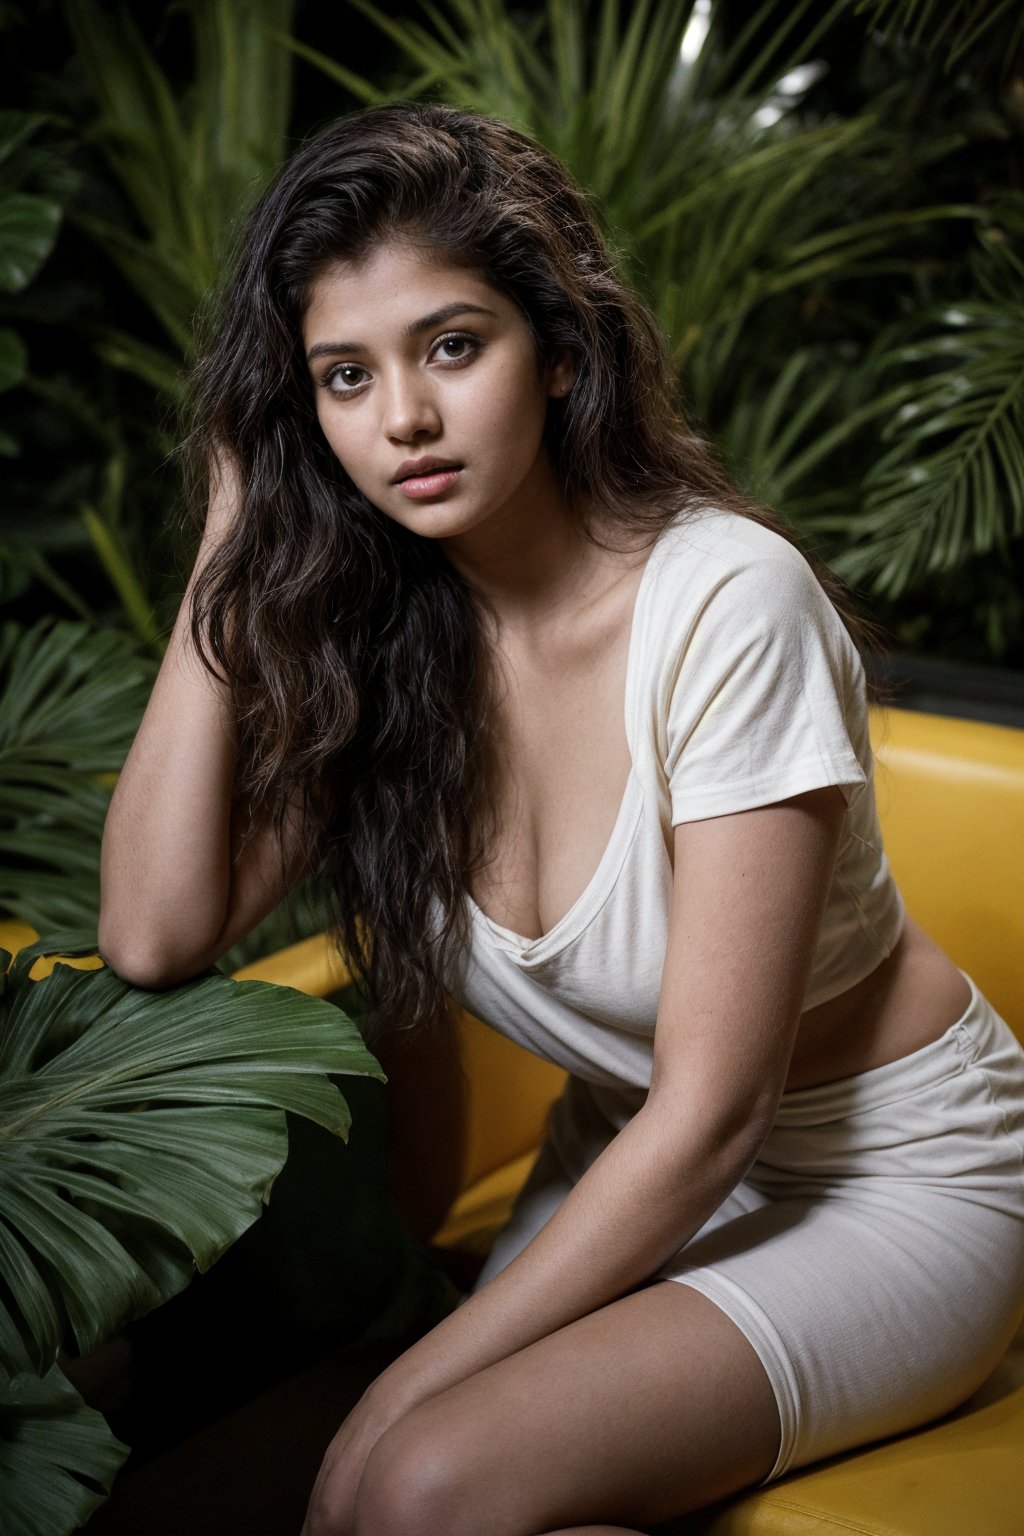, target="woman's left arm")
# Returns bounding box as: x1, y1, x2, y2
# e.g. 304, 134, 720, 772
308, 784, 845, 1518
